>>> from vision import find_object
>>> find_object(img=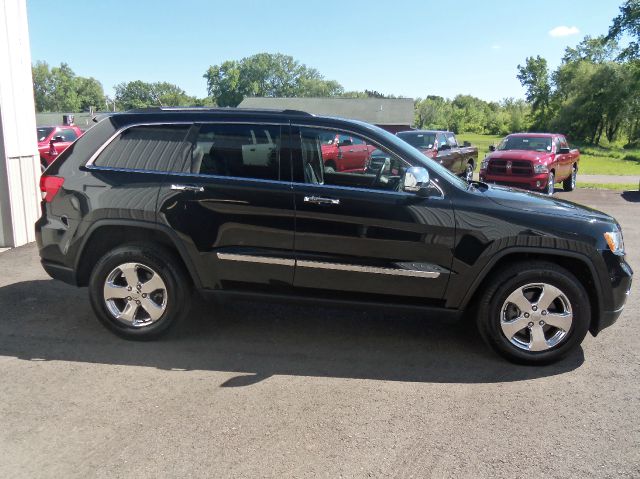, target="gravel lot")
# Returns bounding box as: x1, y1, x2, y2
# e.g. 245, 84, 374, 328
0, 189, 638, 478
